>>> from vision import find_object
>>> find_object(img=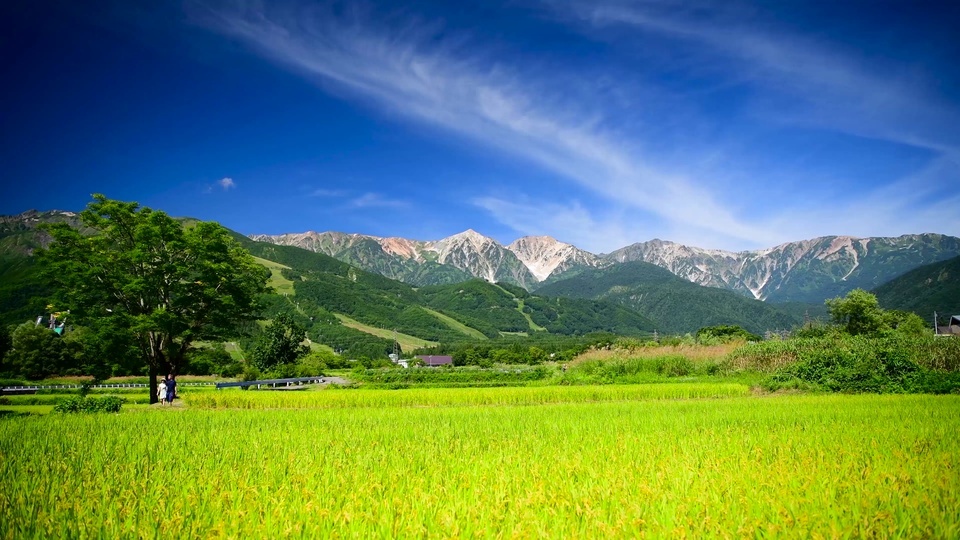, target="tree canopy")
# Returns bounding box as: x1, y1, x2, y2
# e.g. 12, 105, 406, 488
38, 195, 269, 400
251, 312, 310, 372
826, 289, 928, 337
